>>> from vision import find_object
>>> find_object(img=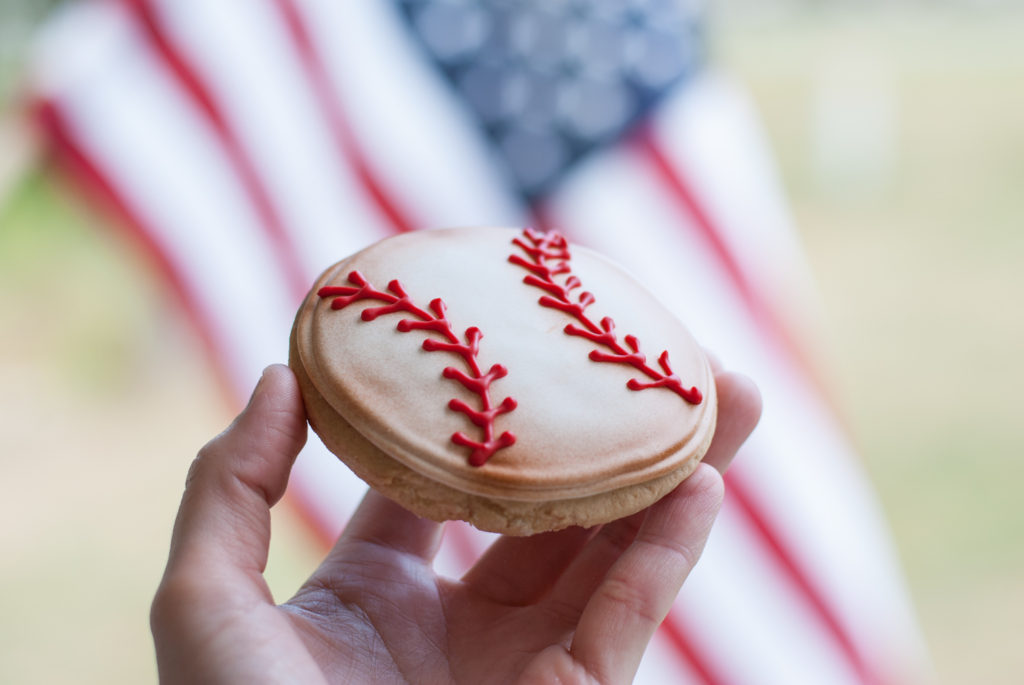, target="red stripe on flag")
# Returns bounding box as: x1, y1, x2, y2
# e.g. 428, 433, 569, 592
631, 126, 837, 406
39, 91, 367, 620
41, 92, 355, 559
726, 474, 880, 685
121, 0, 311, 296
273, 0, 419, 235
658, 615, 733, 685
633, 126, 882, 685
33, 97, 236, 409
632, 126, 767, 328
